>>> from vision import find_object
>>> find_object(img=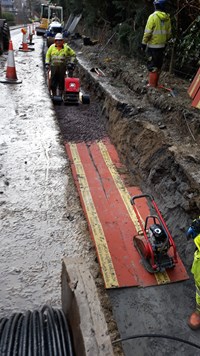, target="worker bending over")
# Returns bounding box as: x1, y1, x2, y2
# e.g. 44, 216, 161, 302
45, 33, 76, 97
